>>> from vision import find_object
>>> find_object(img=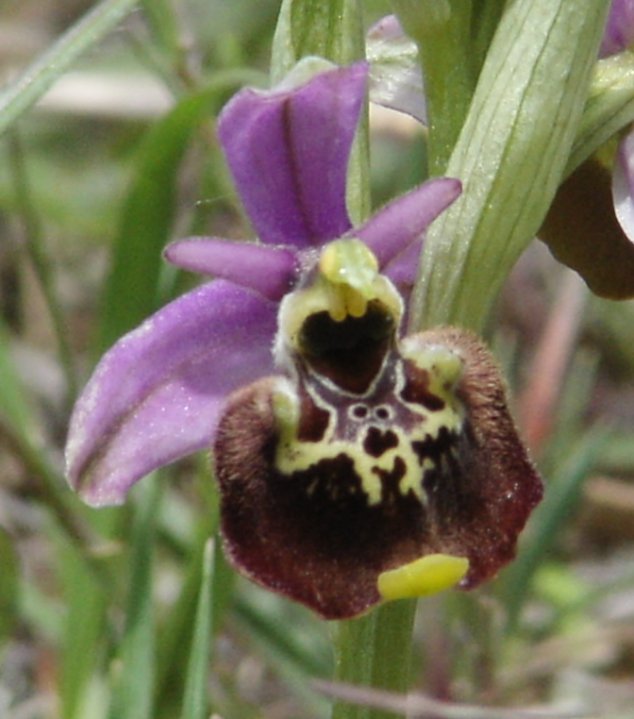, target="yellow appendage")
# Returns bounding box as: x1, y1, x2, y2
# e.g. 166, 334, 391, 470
377, 554, 469, 601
